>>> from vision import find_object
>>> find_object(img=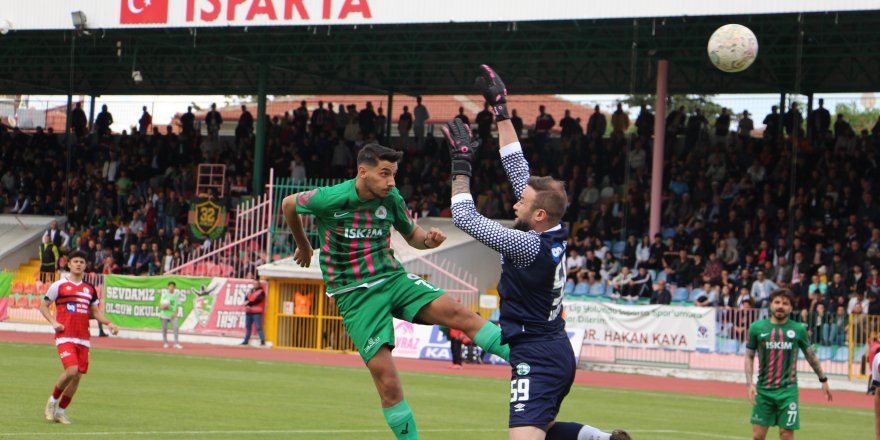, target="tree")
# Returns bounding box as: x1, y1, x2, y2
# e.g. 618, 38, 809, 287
623, 94, 724, 120
834, 102, 880, 134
